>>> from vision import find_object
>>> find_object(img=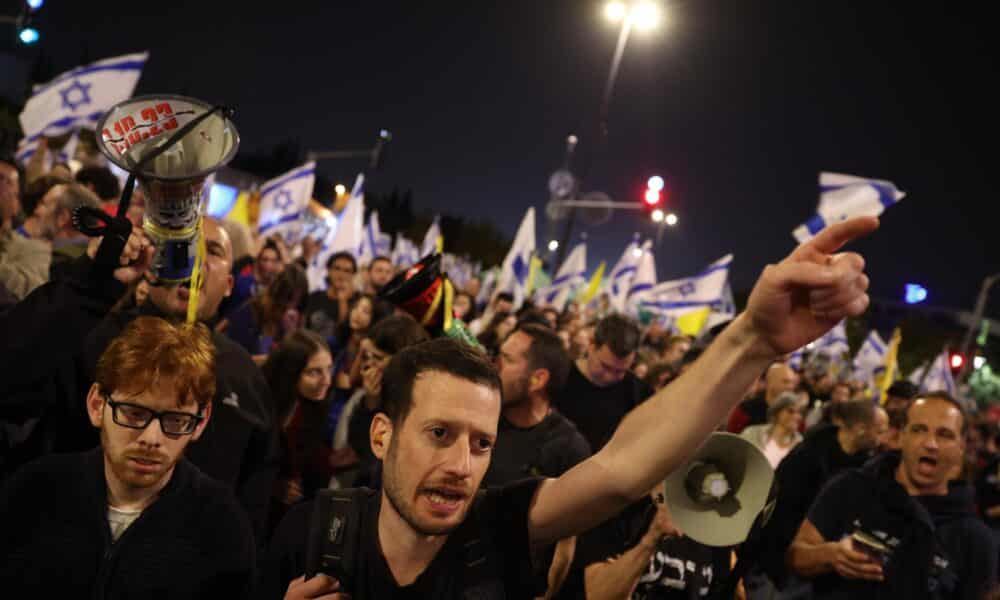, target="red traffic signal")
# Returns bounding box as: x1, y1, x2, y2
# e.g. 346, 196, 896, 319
643, 188, 661, 206
949, 352, 965, 372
